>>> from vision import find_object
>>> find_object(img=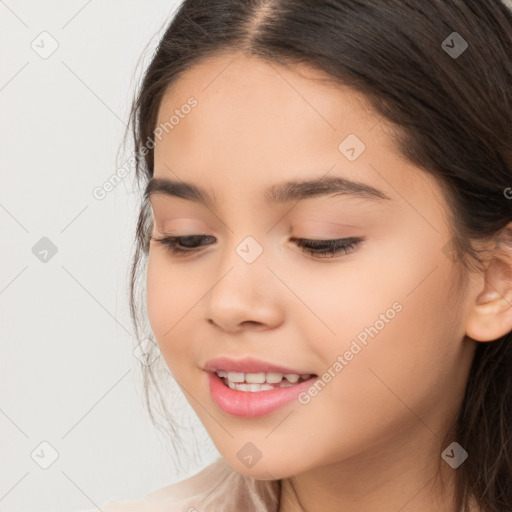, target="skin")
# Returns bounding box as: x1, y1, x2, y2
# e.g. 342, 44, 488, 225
146, 53, 512, 512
